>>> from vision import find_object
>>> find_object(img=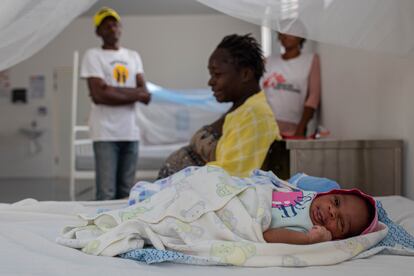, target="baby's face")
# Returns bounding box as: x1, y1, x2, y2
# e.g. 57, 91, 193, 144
309, 193, 370, 239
